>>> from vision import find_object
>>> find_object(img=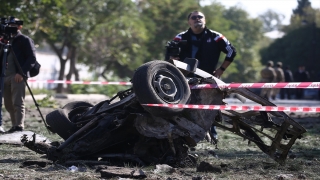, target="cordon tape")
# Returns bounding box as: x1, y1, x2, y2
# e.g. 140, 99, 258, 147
27, 80, 320, 89
27, 80, 132, 85
190, 82, 320, 89
142, 104, 320, 112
